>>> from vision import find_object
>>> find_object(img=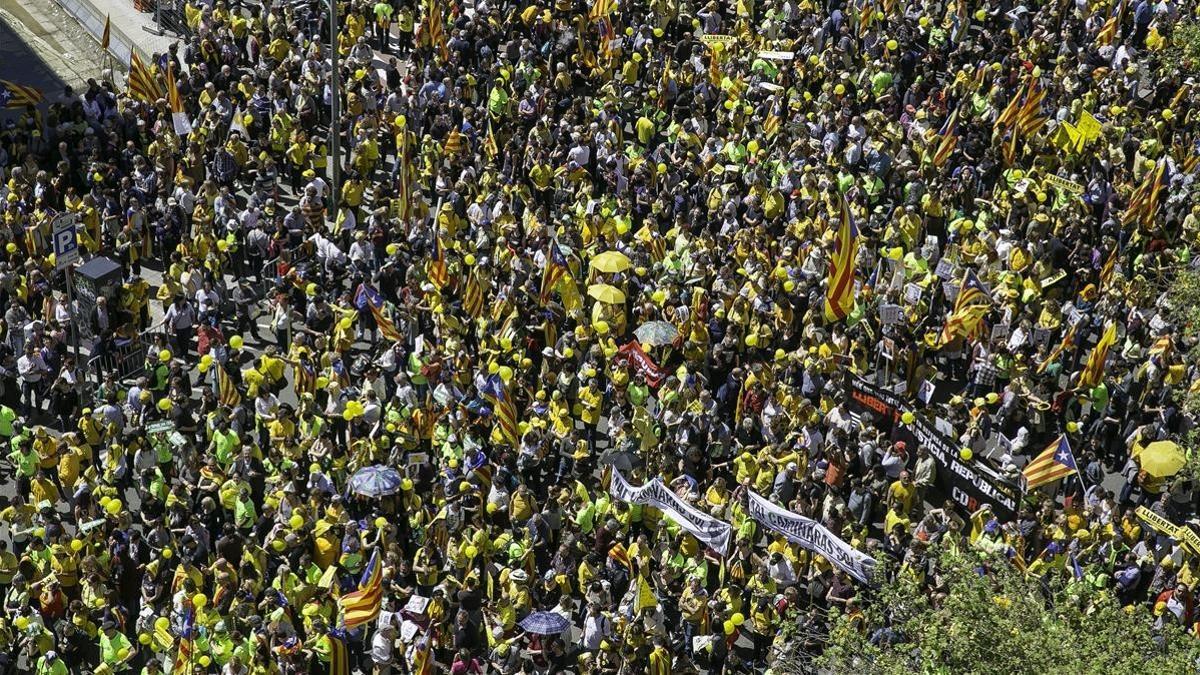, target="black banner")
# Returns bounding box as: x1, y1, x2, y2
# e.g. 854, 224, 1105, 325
845, 376, 1020, 521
